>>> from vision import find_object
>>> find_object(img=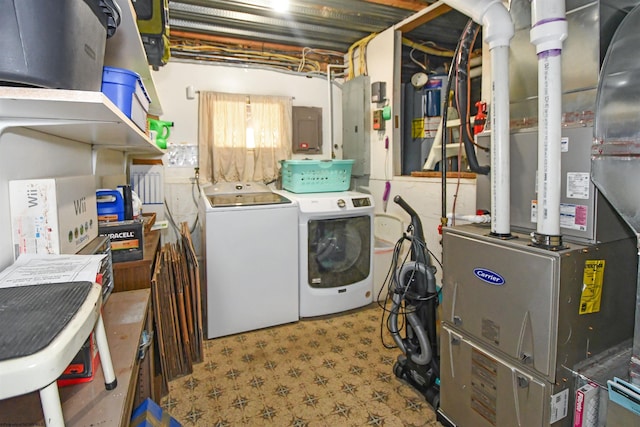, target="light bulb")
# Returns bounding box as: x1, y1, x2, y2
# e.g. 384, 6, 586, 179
271, 0, 289, 13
